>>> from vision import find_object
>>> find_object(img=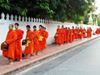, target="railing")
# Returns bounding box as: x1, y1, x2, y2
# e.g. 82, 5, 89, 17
0, 13, 51, 23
